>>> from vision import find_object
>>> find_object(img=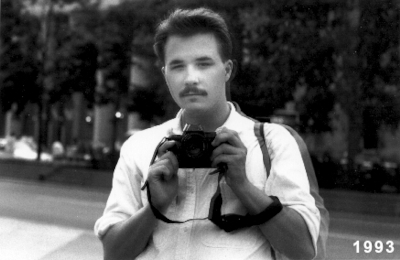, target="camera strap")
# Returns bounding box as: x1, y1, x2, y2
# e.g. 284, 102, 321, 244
144, 180, 207, 224
208, 173, 282, 232
141, 137, 208, 224
143, 137, 282, 232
